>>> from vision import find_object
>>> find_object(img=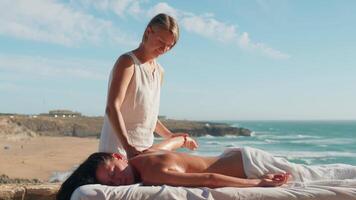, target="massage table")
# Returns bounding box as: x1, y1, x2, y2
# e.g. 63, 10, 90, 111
71, 180, 356, 200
